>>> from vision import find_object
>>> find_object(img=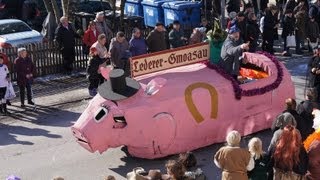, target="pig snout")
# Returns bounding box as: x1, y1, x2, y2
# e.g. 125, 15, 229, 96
71, 127, 94, 153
